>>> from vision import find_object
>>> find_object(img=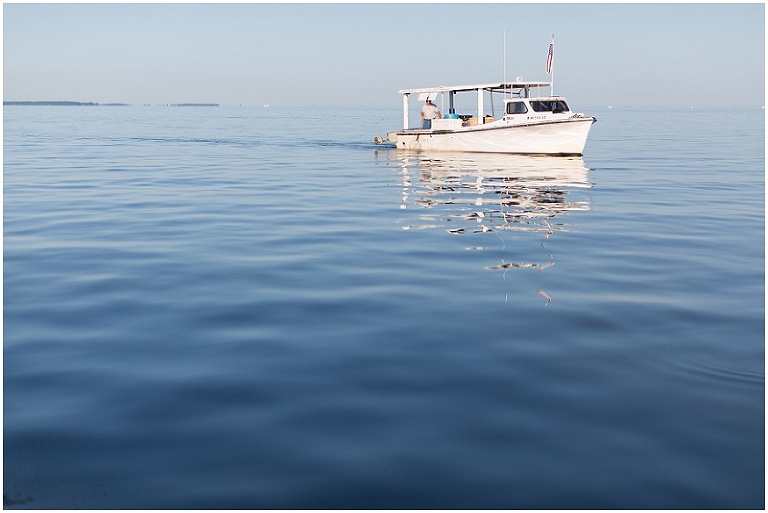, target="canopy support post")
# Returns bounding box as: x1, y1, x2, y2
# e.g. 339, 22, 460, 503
477, 89, 484, 124
402, 93, 409, 130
